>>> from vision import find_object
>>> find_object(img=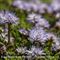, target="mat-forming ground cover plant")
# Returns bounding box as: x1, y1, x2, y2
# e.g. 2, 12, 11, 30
0, 0, 60, 60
